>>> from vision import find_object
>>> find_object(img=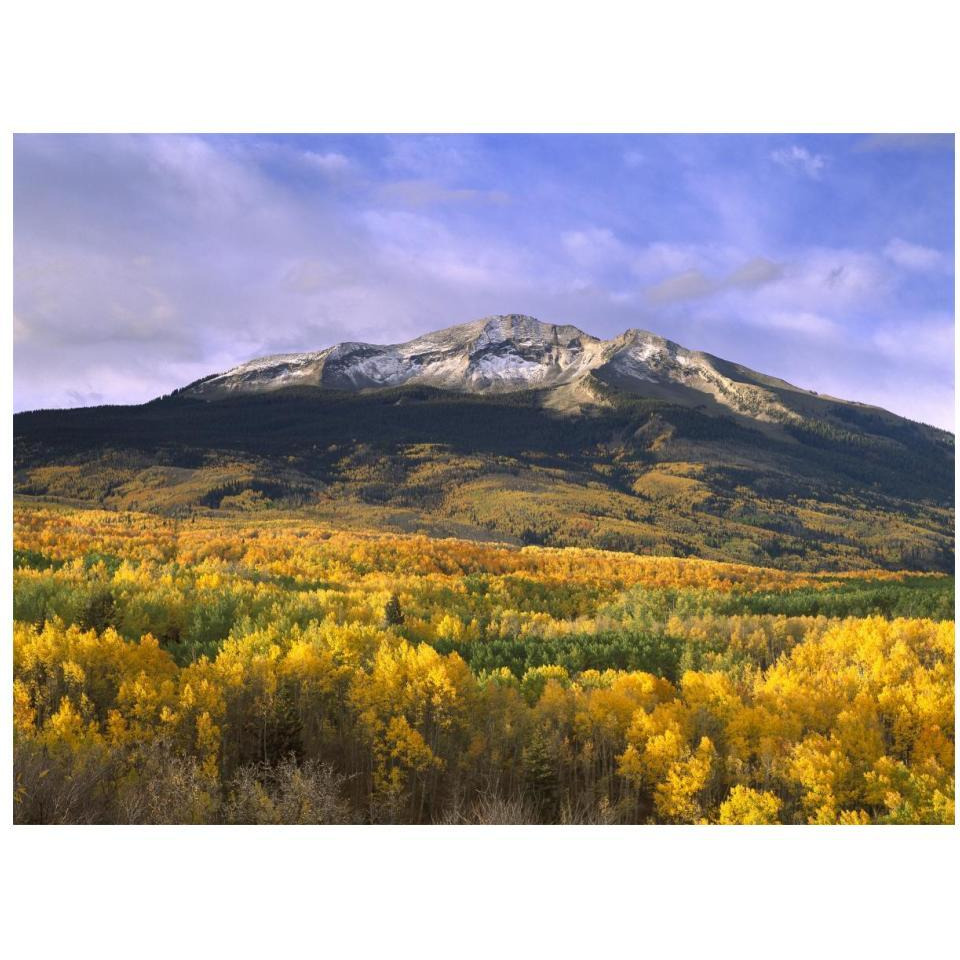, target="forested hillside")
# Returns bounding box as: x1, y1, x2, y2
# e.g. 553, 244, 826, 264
14, 377, 955, 571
